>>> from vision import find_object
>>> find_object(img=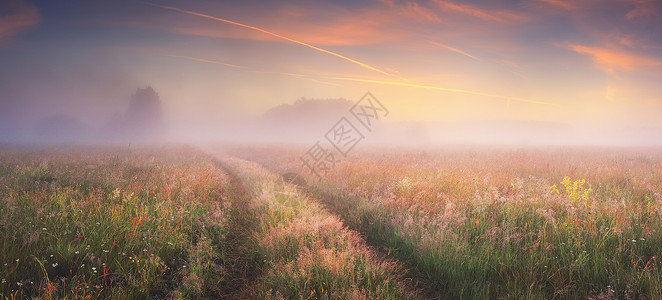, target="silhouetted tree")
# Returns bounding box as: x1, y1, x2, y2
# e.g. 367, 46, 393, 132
124, 86, 164, 137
